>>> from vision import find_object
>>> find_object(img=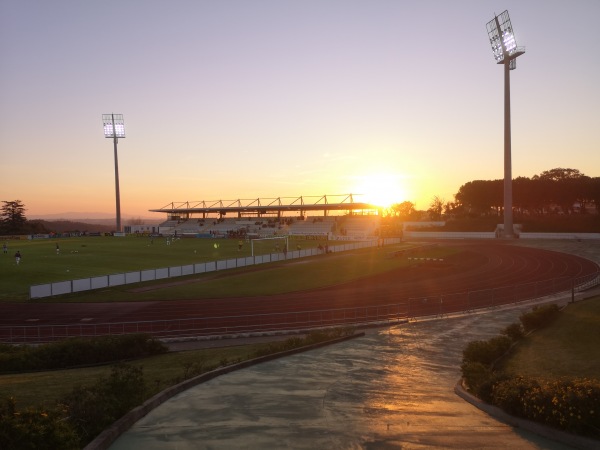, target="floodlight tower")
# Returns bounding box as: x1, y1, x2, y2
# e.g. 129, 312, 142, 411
102, 114, 126, 232
486, 11, 525, 238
